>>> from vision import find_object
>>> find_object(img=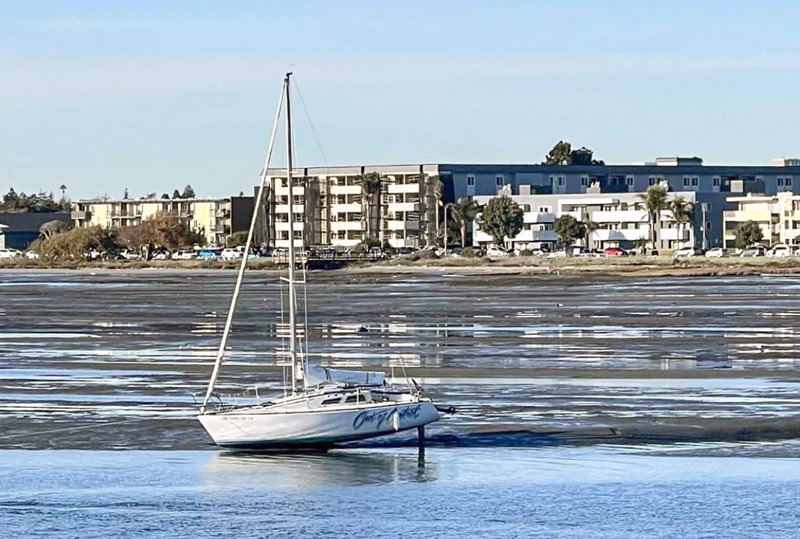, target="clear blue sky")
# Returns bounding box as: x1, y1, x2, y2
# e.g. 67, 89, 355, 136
2, 0, 799, 199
